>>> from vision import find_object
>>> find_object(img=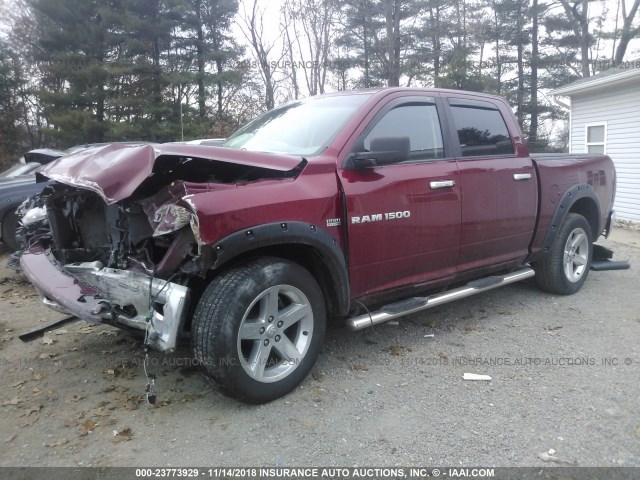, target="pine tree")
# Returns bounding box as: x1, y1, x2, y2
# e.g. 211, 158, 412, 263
31, 0, 113, 145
